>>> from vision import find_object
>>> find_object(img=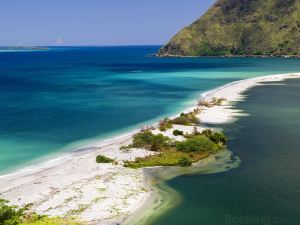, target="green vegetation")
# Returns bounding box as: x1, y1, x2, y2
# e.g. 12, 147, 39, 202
119, 108, 225, 169
123, 129, 226, 168
158, 0, 300, 57
123, 150, 208, 168
176, 135, 220, 153
158, 111, 200, 131
20, 217, 81, 225
171, 112, 200, 126
96, 155, 114, 163
173, 130, 184, 136
122, 131, 172, 151
0, 199, 82, 225
212, 97, 226, 106
202, 129, 227, 145
68, 204, 89, 215
0, 199, 28, 225
178, 156, 193, 167
158, 118, 173, 131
